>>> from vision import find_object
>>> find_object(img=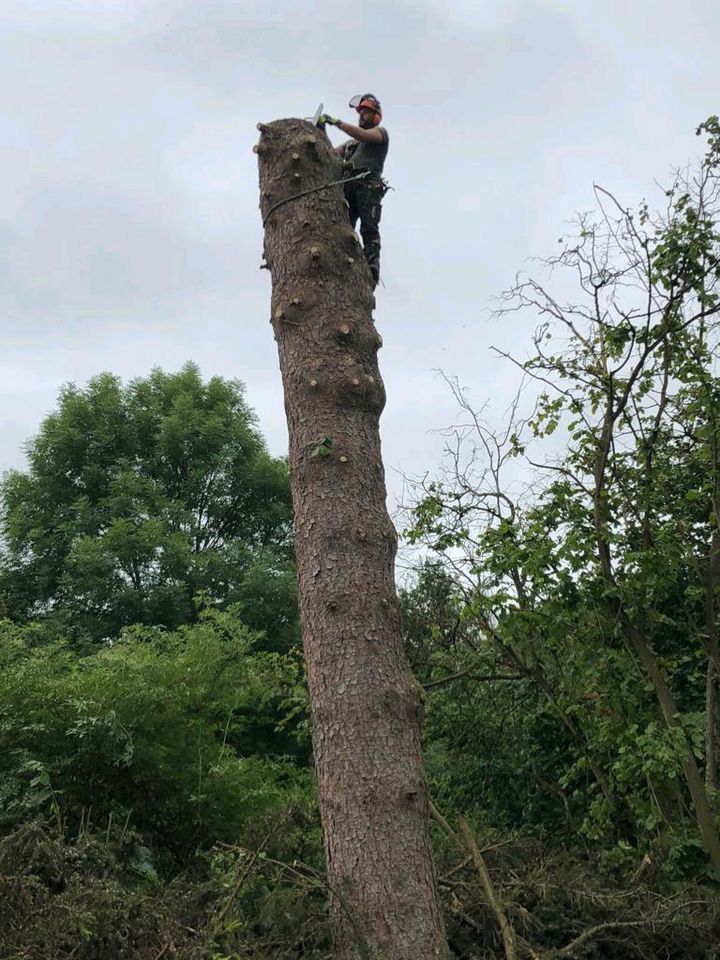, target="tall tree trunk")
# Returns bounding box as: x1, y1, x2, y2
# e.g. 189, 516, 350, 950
620, 616, 720, 870
704, 528, 720, 791
256, 118, 448, 960
592, 407, 720, 869
706, 660, 719, 792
